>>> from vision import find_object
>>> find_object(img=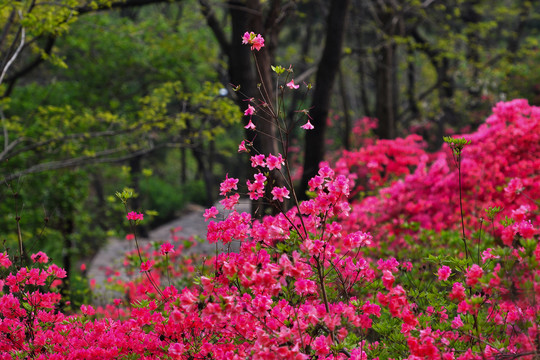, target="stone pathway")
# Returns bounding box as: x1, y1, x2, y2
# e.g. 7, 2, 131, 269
87, 201, 250, 305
